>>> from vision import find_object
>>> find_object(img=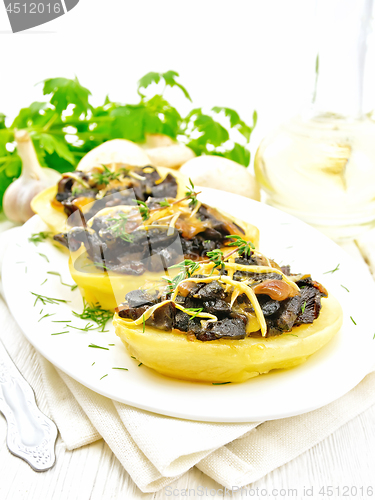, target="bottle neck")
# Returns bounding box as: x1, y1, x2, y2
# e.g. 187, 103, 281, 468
312, 0, 373, 118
